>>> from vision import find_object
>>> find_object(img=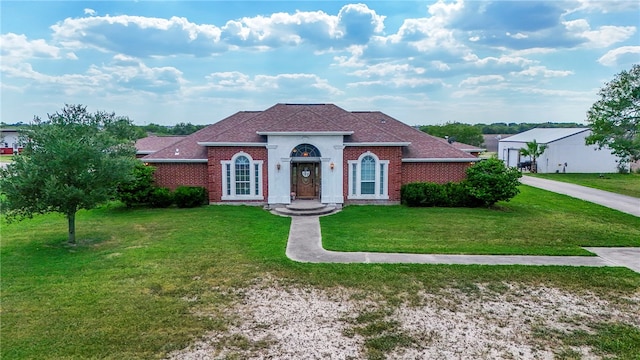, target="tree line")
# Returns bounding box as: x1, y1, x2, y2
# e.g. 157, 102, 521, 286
1, 121, 206, 138
419, 122, 586, 147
